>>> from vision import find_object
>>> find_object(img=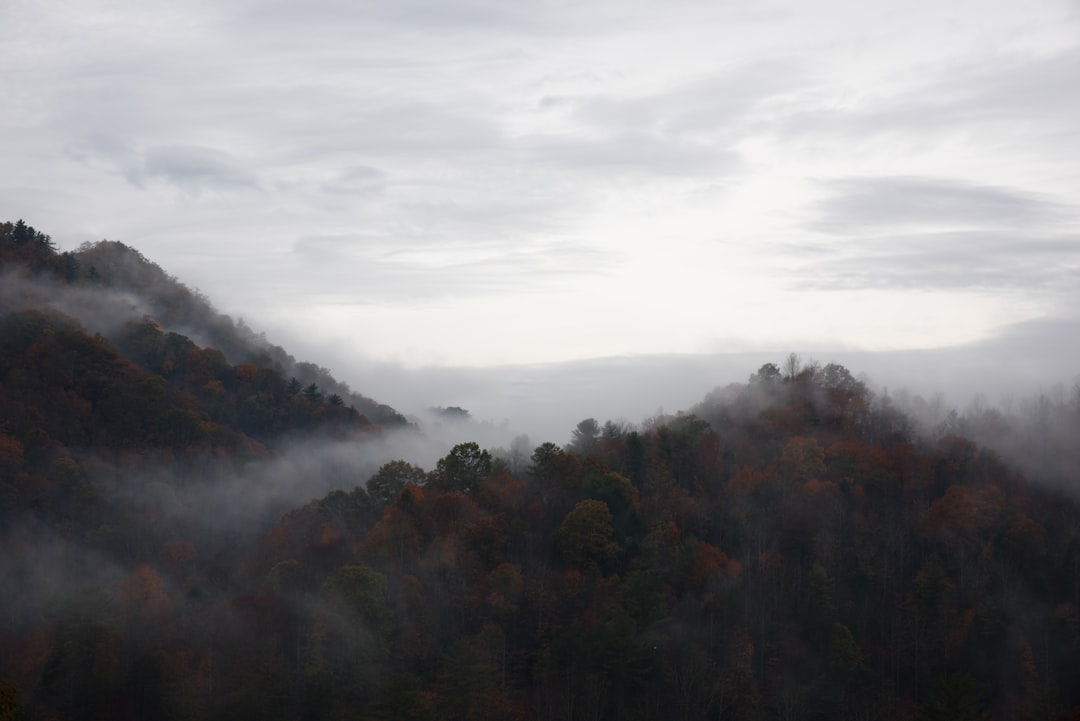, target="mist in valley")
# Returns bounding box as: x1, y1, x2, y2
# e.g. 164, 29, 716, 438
4, 239, 1080, 720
